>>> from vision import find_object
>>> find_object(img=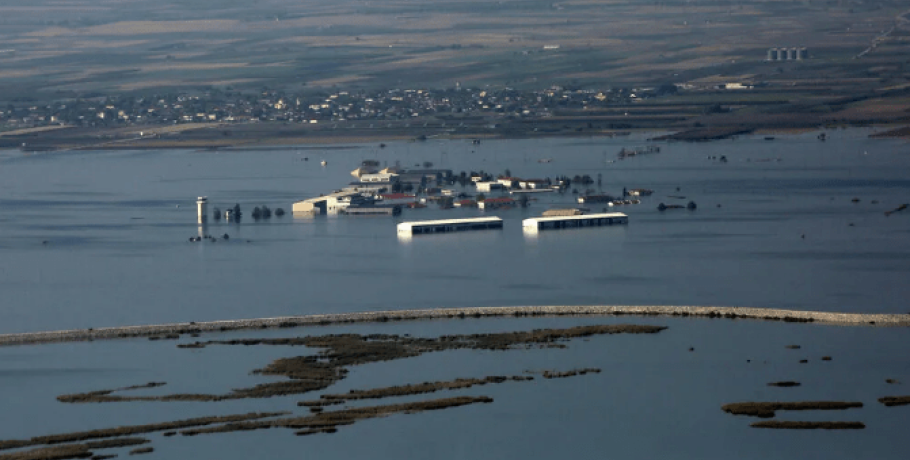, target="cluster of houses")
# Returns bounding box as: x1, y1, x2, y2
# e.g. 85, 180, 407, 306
1, 84, 661, 131
291, 158, 659, 221
292, 163, 561, 216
